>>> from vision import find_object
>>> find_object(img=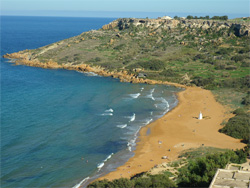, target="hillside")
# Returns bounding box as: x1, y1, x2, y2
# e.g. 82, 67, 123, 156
3, 16, 250, 187
3, 17, 250, 90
